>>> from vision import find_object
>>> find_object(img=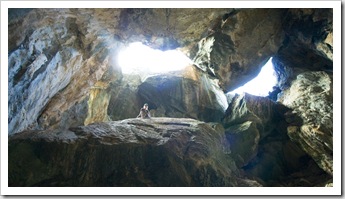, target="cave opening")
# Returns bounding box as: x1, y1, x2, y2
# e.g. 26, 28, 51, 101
117, 42, 193, 75
227, 57, 278, 97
